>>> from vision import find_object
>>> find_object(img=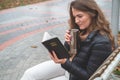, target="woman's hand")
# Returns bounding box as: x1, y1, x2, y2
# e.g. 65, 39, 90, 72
64, 30, 71, 44
50, 51, 67, 64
